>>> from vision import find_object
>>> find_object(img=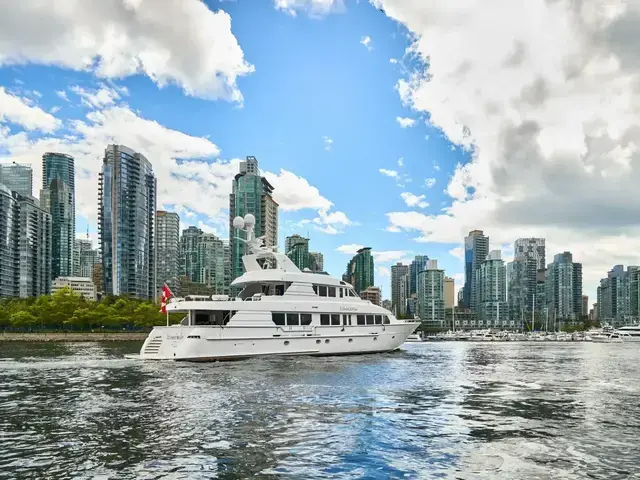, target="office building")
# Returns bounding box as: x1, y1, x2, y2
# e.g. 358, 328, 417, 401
98, 145, 156, 299
198, 233, 228, 294
0, 185, 20, 297
360, 286, 381, 306
582, 295, 588, 317
417, 259, 445, 329
344, 247, 374, 294
309, 252, 324, 272
475, 250, 509, 328
410, 255, 429, 295
545, 252, 582, 323
73, 238, 99, 279
285, 234, 310, 270
156, 210, 180, 291
229, 156, 278, 282
596, 265, 638, 327
18, 195, 52, 297
463, 230, 489, 311
391, 262, 410, 316
179, 226, 203, 281
444, 276, 454, 309
0, 162, 33, 196
41, 152, 75, 279
514, 238, 546, 270
507, 255, 536, 322
52, 277, 97, 301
